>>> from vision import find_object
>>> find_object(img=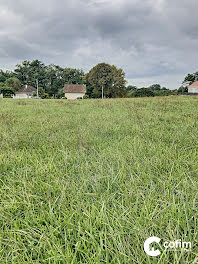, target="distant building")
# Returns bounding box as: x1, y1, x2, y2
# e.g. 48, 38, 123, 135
14, 85, 37, 99
64, 84, 86, 100
188, 81, 198, 94
0, 93, 3, 98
